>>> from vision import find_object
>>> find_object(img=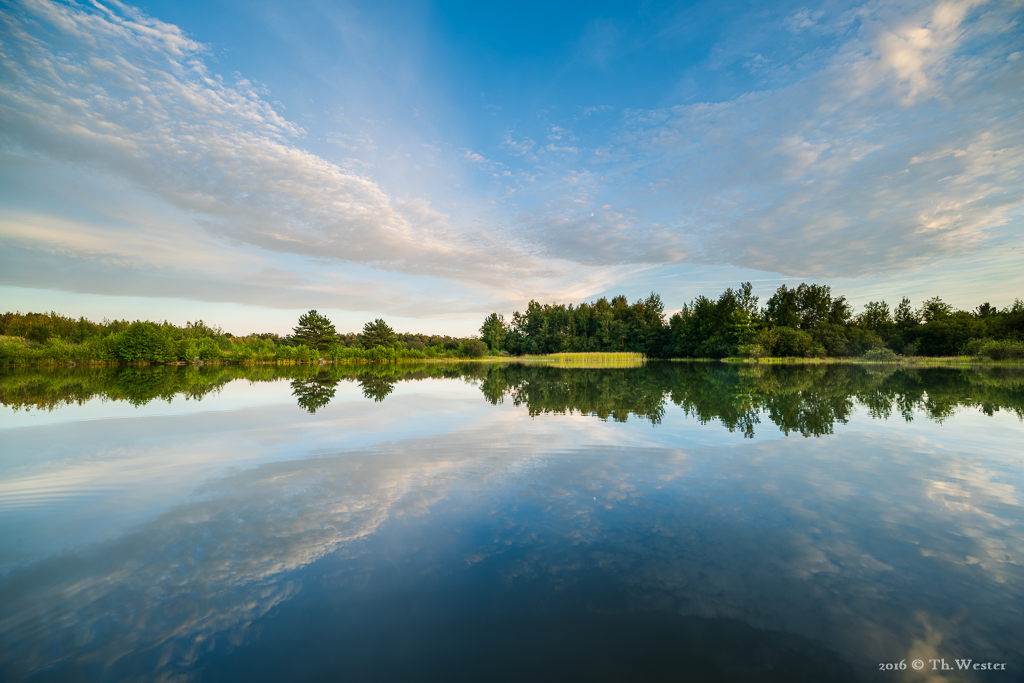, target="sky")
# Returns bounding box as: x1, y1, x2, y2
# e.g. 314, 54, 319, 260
0, 0, 1022, 335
